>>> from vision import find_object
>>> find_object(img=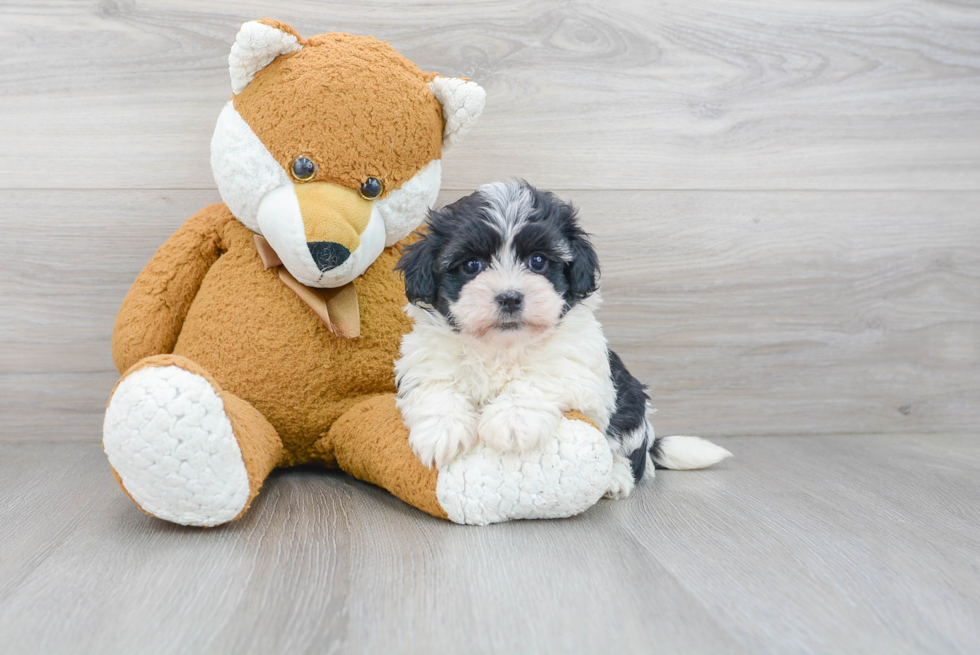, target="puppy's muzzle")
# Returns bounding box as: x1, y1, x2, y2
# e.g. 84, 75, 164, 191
295, 182, 373, 272
496, 290, 524, 315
